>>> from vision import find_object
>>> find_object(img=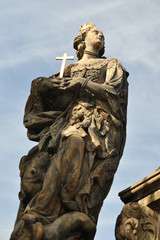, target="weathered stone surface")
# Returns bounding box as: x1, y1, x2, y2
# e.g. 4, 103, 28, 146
119, 168, 160, 212
115, 169, 160, 240
115, 202, 160, 240
10, 25, 129, 240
